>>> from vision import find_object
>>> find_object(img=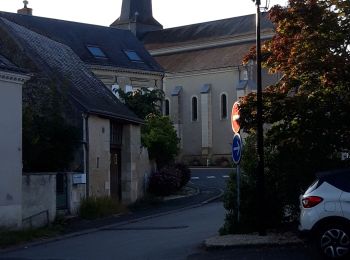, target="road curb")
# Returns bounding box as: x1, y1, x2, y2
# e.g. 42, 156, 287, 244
203, 233, 305, 250
0, 188, 224, 254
